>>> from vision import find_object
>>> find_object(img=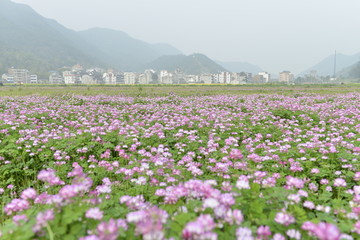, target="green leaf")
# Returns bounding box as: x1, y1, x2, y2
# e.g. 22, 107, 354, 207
174, 212, 196, 225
